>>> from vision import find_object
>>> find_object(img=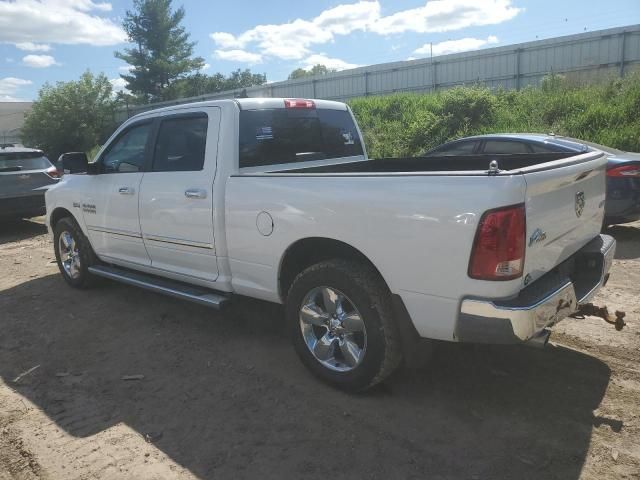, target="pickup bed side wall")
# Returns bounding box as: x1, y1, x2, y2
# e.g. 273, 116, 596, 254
224, 173, 527, 341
